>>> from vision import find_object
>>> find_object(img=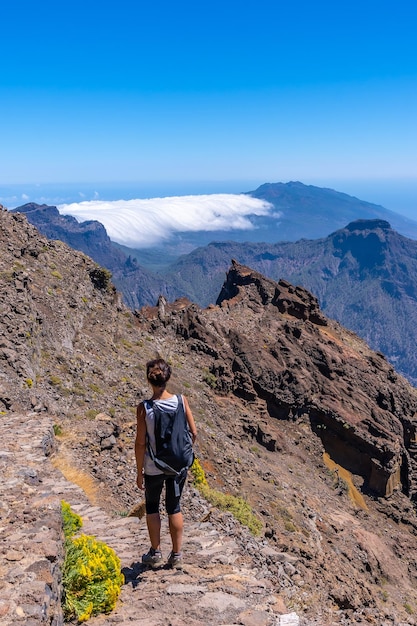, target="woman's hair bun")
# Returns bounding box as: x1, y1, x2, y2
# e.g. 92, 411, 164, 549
146, 358, 171, 386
